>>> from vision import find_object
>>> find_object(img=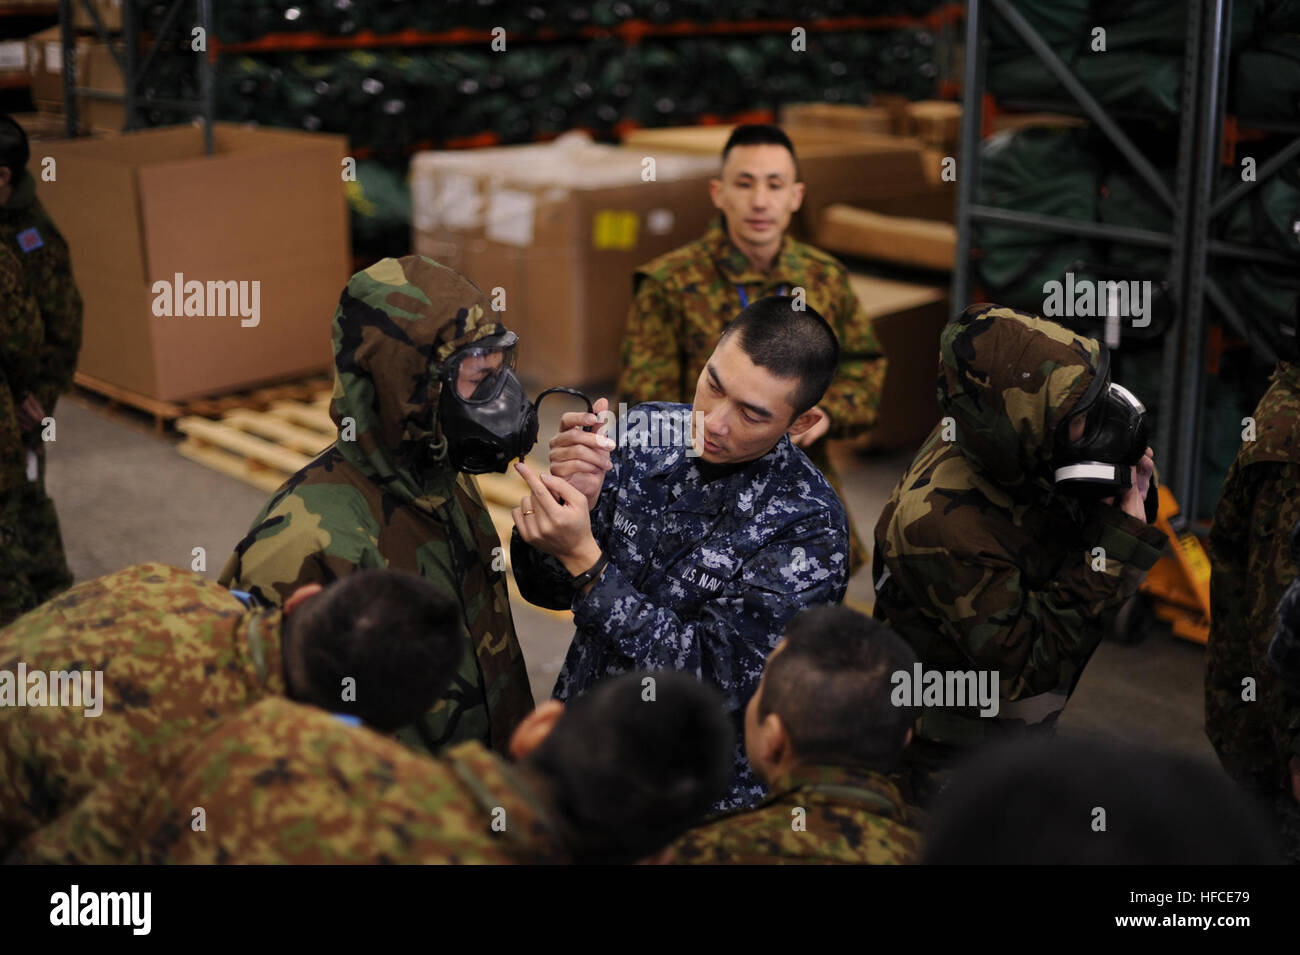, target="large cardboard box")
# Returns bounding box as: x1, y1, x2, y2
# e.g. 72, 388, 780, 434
26, 26, 125, 130
621, 124, 939, 238
850, 274, 950, 451
411, 134, 719, 385
819, 204, 957, 271
72, 0, 124, 32
38, 124, 351, 401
